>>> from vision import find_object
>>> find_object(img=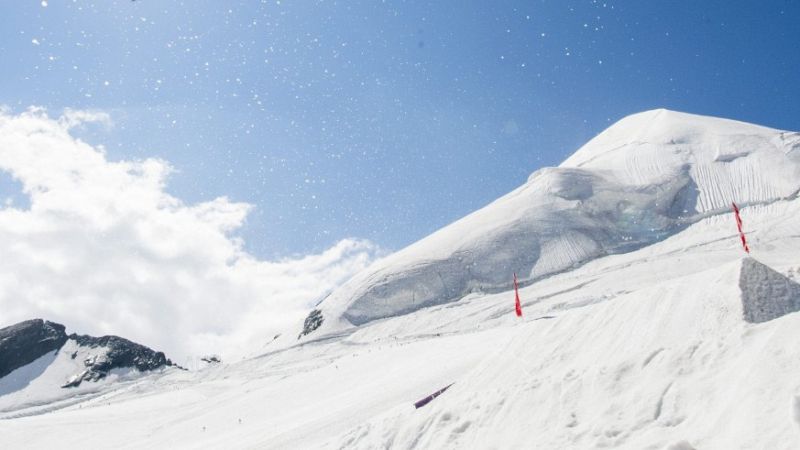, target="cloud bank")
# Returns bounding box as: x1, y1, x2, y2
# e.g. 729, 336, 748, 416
0, 107, 380, 362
